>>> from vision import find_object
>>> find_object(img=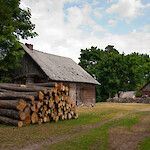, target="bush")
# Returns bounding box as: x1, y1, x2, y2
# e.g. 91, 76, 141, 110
135, 90, 142, 97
